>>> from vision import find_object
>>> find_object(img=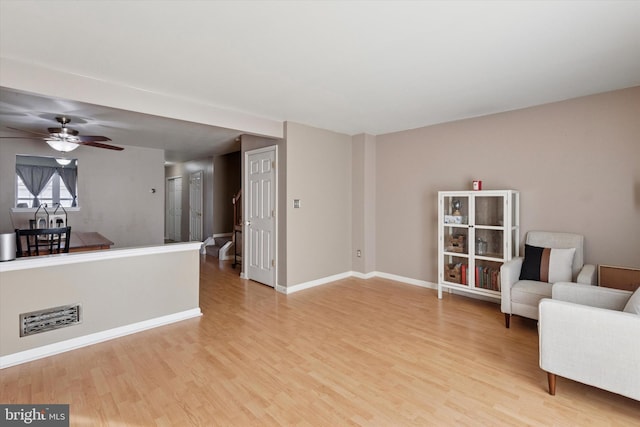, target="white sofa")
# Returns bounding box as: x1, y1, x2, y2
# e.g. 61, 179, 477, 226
539, 282, 640, 401
501, 231, 597, 328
